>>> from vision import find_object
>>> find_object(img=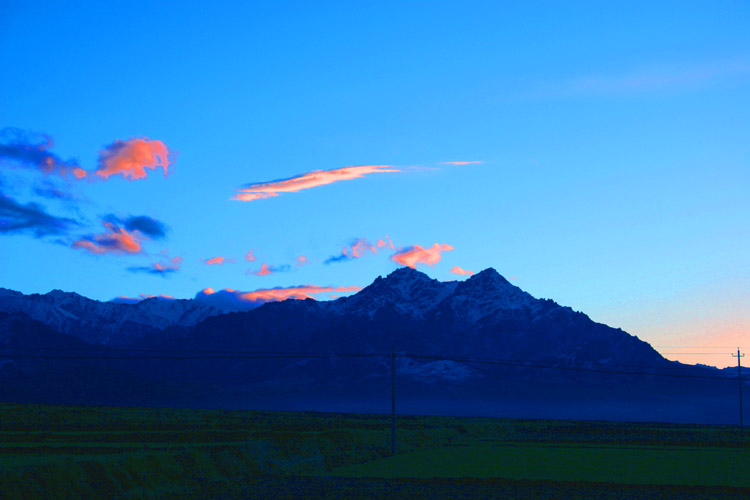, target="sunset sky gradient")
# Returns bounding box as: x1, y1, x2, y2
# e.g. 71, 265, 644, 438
1, 1, 748, 368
